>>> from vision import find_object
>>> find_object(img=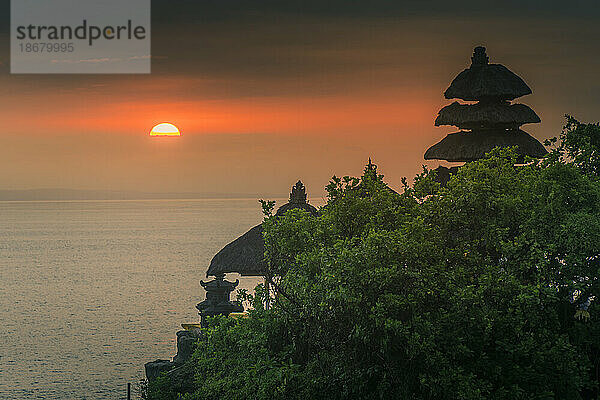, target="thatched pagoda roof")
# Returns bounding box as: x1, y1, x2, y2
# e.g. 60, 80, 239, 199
206, 181, 317, 277
424, 129, 547, 162
444, 47, 532, 101
435, 101, 540, 129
